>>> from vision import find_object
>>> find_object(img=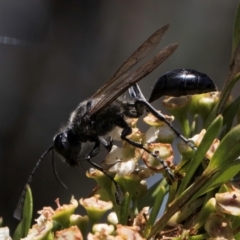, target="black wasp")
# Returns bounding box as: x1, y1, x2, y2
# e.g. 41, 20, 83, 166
14, 24, 216, 219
